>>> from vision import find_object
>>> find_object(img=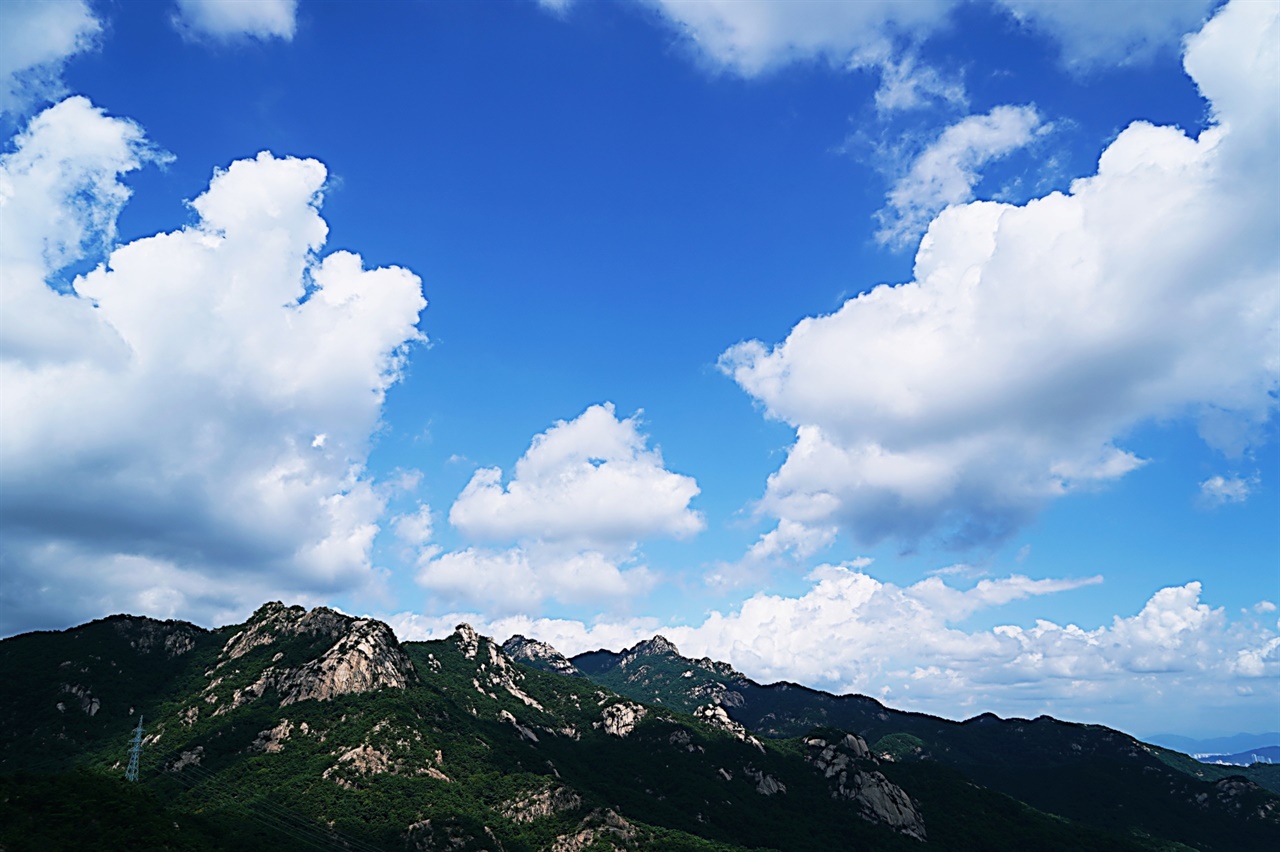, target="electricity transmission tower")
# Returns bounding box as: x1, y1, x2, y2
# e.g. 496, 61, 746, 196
124, 715, 144, 782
